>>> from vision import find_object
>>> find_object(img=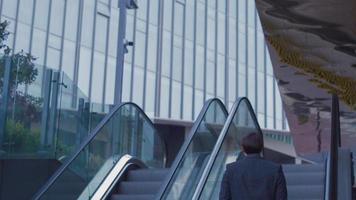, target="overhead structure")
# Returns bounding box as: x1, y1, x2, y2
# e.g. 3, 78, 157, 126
255, 0, 356, 156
